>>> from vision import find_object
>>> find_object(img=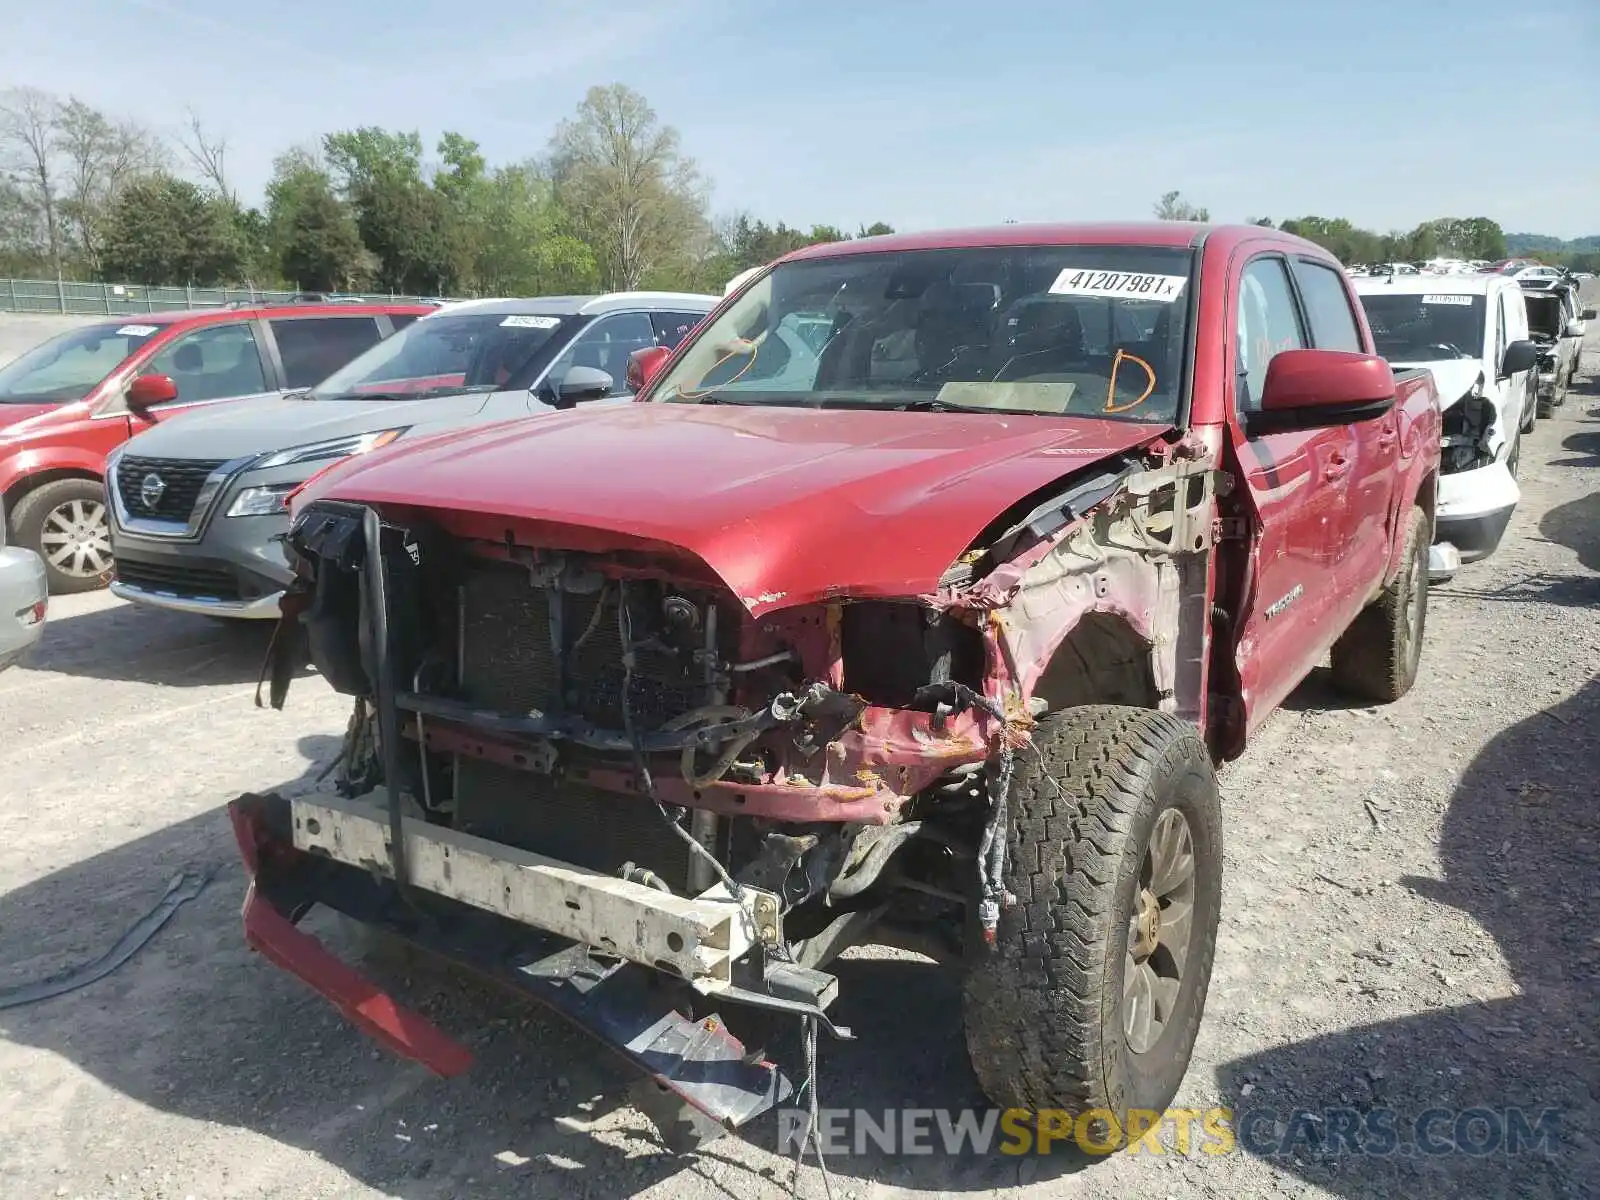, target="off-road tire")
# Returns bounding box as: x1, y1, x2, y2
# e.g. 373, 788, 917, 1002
962, 706, 1222, 1132
1329, 504, 1428, 703
11, 477, 113, 594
